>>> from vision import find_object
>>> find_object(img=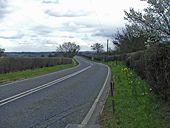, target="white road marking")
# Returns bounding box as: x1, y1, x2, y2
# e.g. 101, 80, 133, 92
0, 65, 92, 107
